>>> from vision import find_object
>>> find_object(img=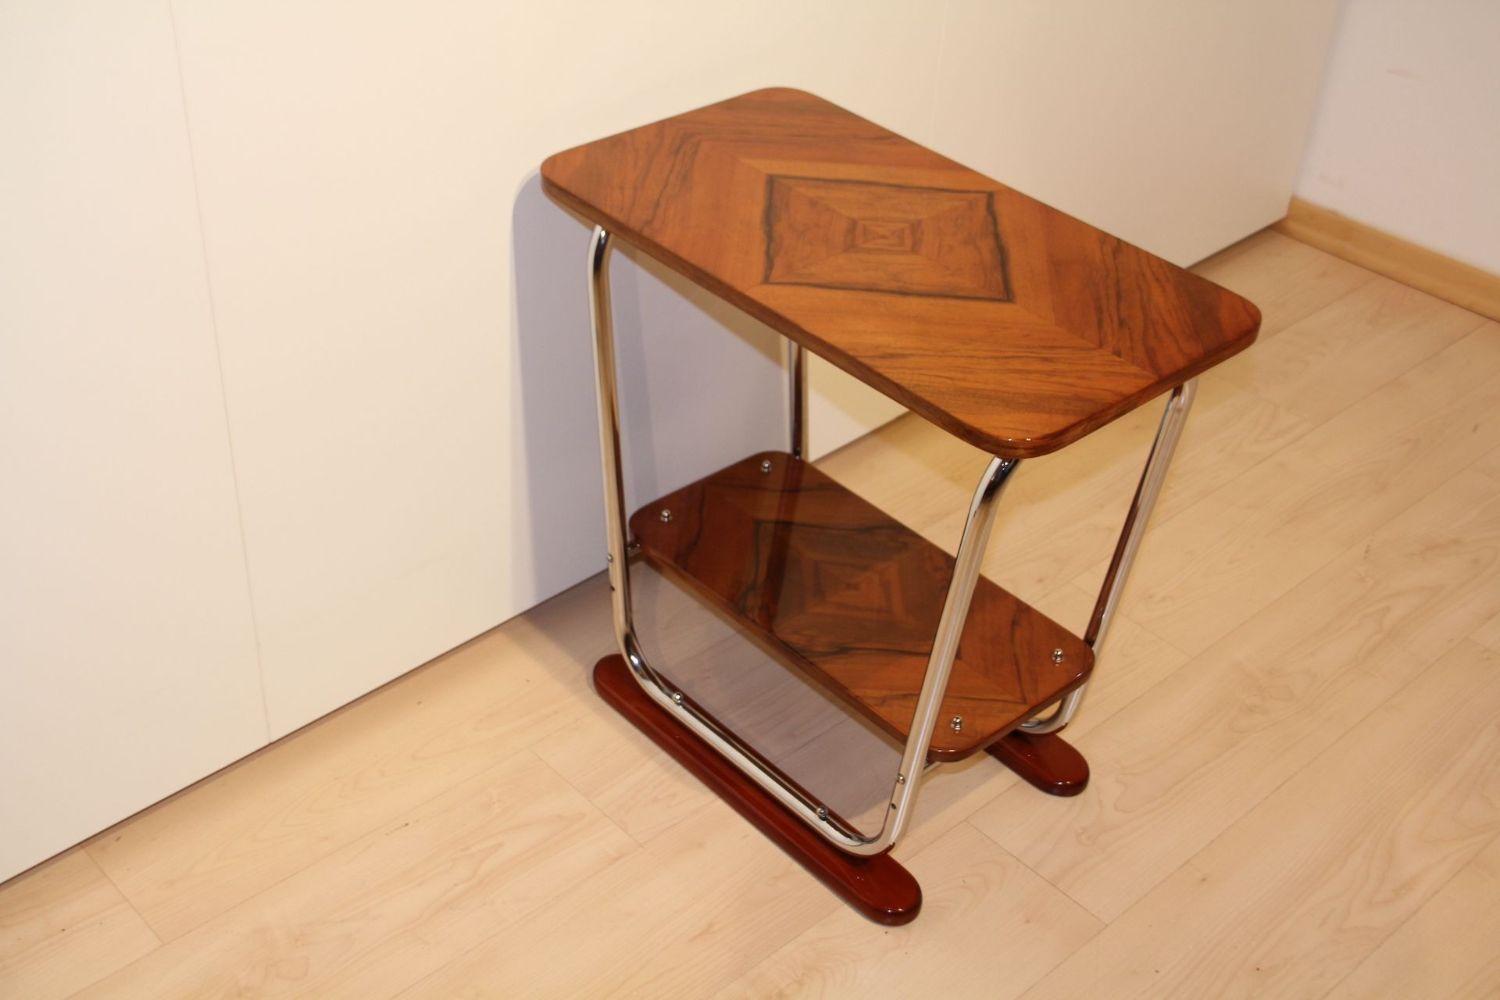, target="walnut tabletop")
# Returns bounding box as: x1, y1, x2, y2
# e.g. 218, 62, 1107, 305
542, 87, 1260, 458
